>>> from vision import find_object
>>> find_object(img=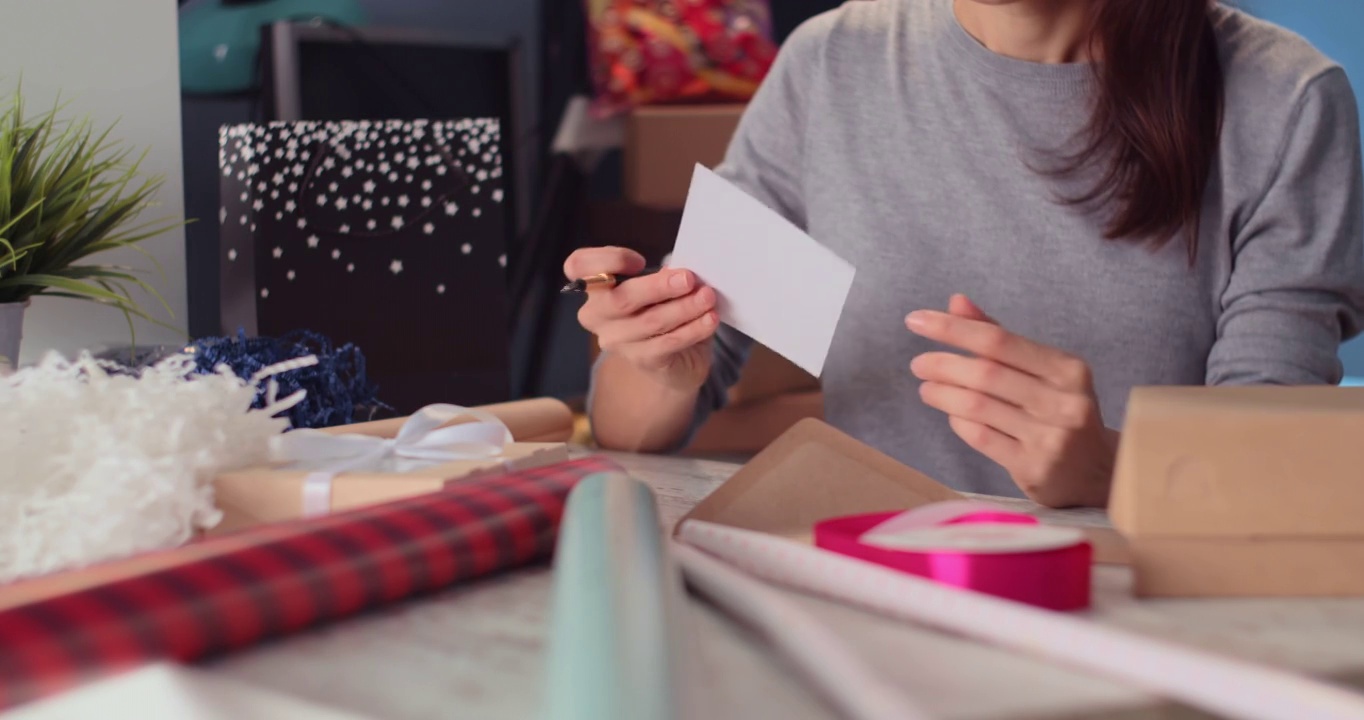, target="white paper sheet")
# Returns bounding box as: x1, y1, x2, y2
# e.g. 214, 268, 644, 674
0, 664, 371, 720
678, 520, 1364, 720
669, 165, 855, 377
